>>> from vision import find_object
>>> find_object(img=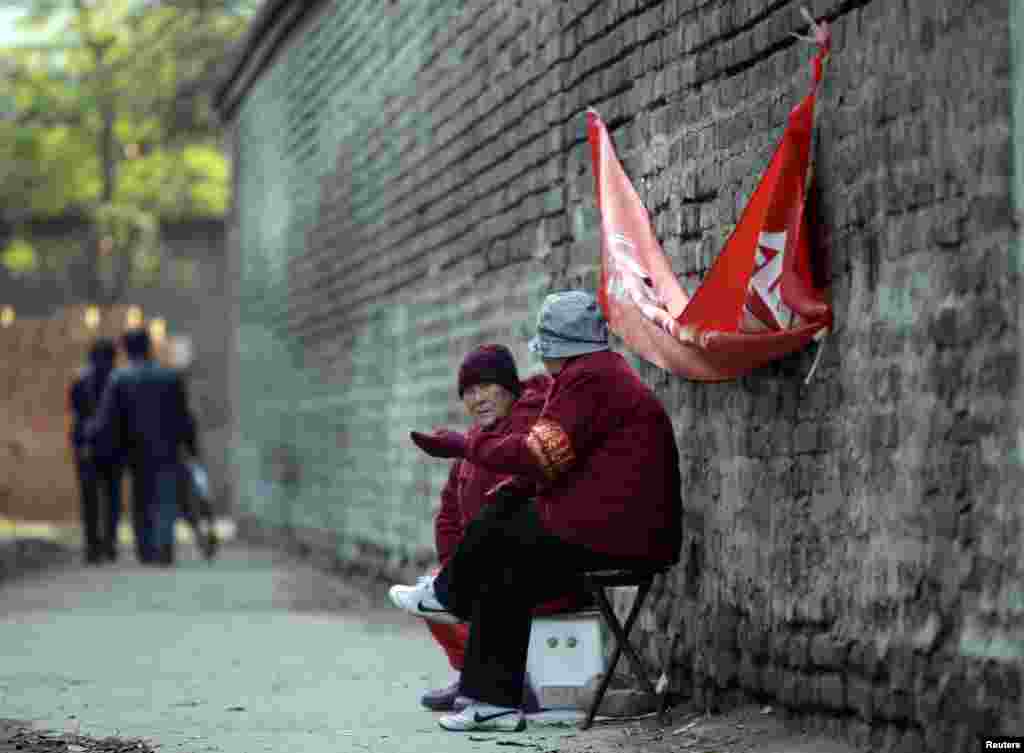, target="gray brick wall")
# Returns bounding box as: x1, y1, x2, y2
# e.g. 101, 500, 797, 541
219, 1, 1021, 749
